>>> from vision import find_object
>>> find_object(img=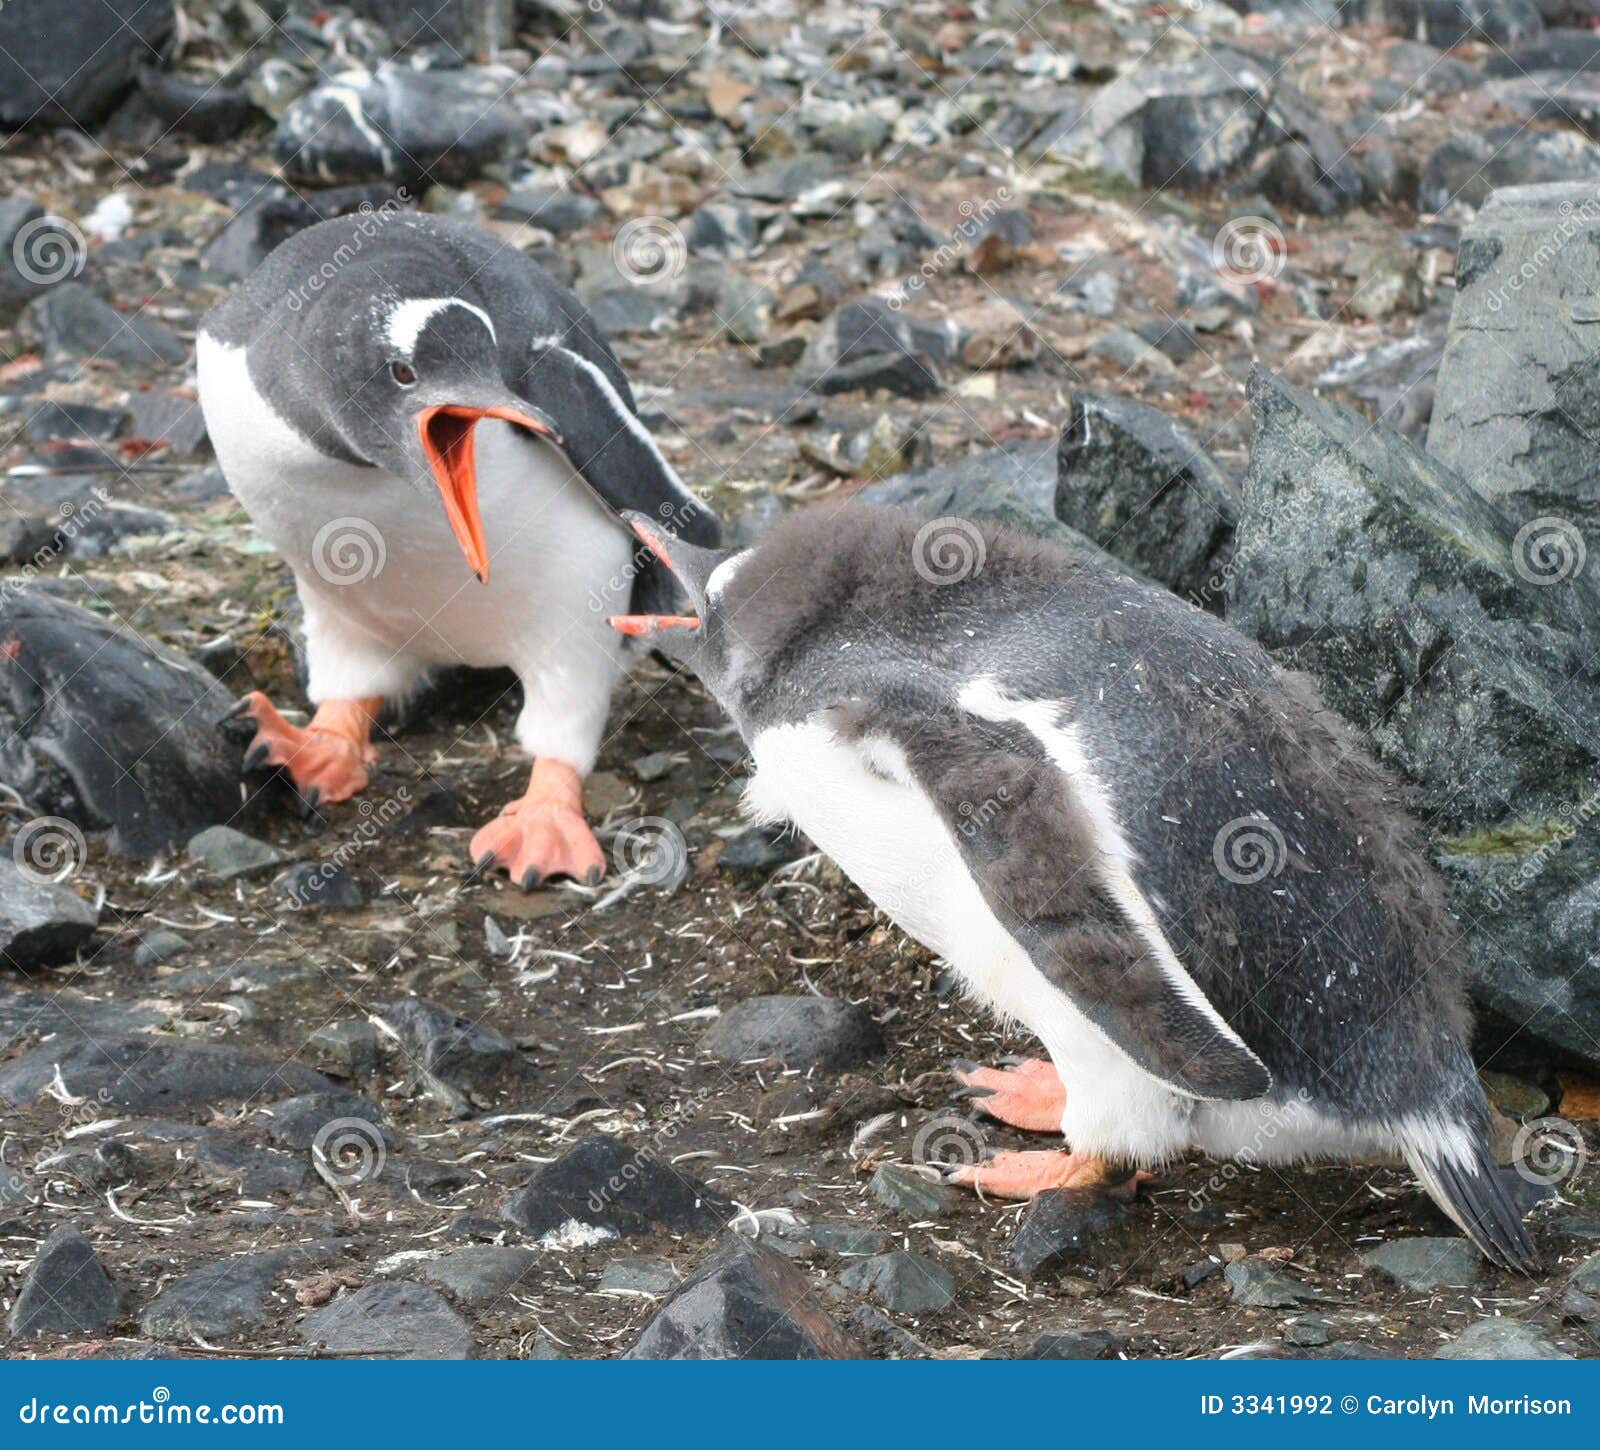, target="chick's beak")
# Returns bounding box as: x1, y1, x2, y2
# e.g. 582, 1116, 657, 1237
416, 404, 560, 583
605, 515, 702, 637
